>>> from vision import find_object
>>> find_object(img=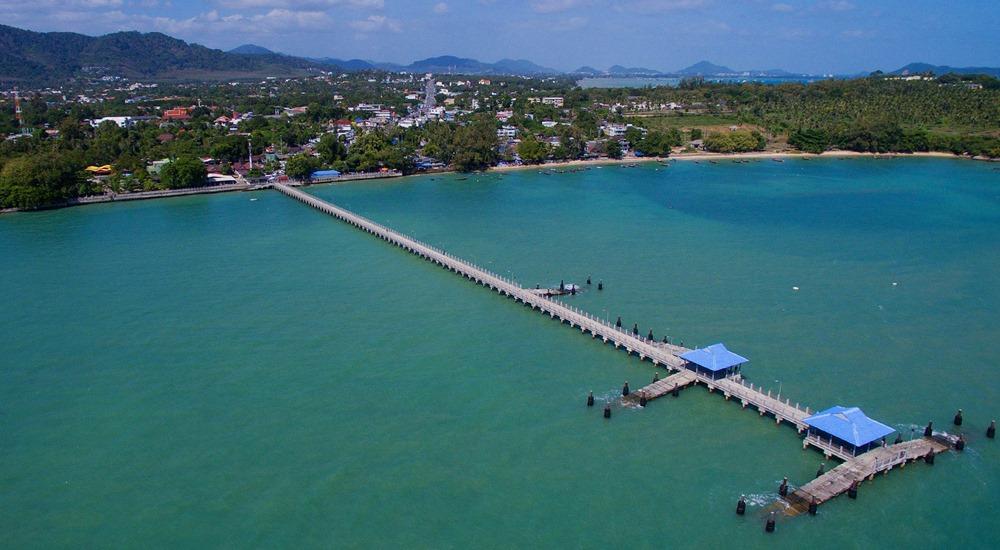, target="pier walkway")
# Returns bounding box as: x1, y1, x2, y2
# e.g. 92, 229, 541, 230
275, 182, 962, 521
276, 182, 824, 425
624, 370, 698, 405
780, 437, 952, 515
275, 182, 692, 369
